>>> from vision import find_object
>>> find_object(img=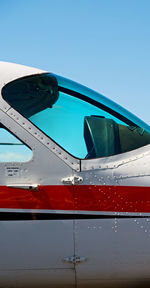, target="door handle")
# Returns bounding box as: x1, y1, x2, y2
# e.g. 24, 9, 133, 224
64, 255, 87, 264
61, 176, 83, 185
7, 184, 39, 191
